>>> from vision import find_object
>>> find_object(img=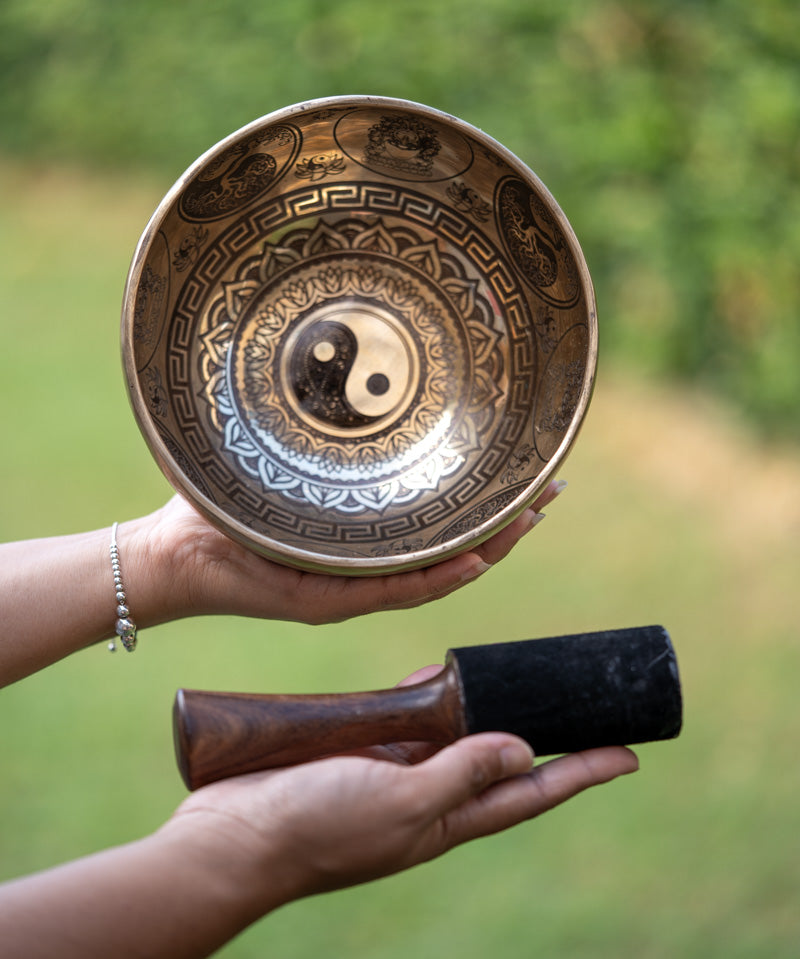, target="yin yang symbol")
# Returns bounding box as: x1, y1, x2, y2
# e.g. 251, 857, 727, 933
285, 304, 416, 435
